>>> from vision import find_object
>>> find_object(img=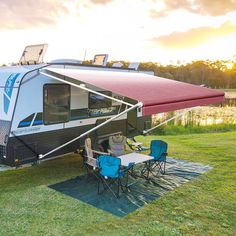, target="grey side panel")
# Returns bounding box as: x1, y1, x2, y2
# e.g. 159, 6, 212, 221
0, 145, 6, 160
2, 116, 148, 166
3, 119, 128, 166
0, 120, 11, 145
